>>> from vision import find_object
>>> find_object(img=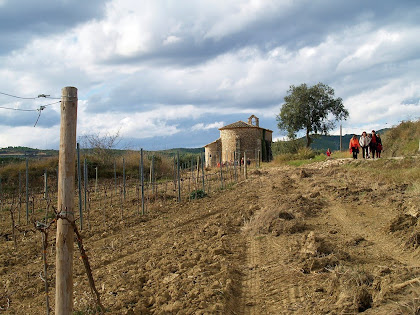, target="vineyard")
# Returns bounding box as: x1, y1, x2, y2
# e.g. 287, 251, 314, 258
0, 154, 419, 314
0, 152, 256, 314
